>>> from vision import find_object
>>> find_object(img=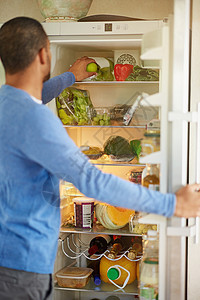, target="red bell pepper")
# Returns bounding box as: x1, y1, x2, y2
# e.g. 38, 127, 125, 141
114, 64, 133, 81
